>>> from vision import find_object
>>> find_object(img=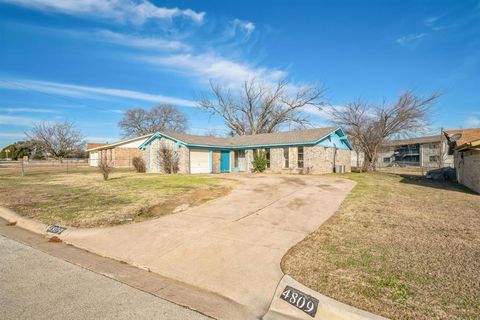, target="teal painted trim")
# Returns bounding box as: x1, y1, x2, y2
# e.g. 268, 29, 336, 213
209, 150, 213, 173
157, 138, 160, 172
139, 127, 354, 151
148, 142, 152, 172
